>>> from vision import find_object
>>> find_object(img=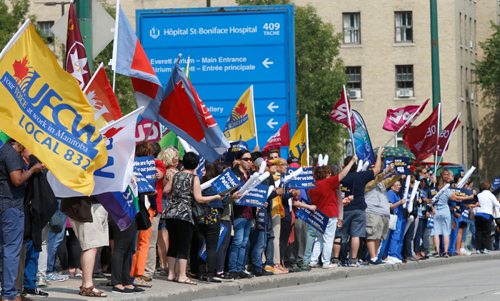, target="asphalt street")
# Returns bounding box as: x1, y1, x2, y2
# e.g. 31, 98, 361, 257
197, 259, 500, 301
